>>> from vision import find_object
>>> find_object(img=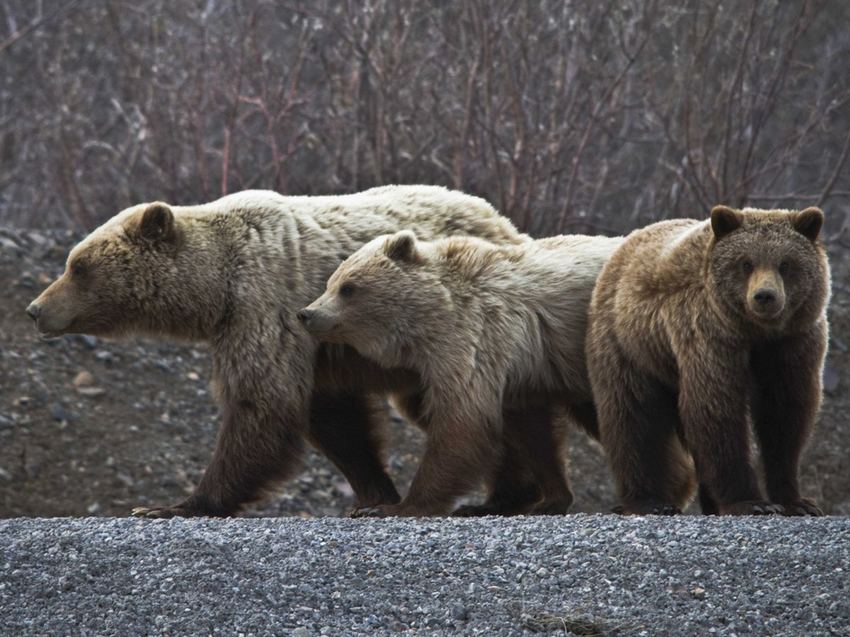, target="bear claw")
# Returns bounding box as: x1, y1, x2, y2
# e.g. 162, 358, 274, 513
349, 505, 392, 518
780, 499, 823, 516
612, 502, 681, 516
719, 500, 784, 516
131, 505, 202, 519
